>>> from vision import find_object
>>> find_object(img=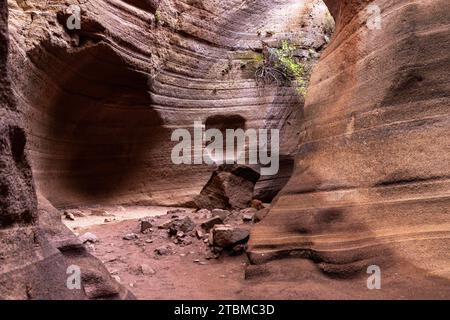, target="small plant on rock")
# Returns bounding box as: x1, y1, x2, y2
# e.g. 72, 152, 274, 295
251, 40, 309, 97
